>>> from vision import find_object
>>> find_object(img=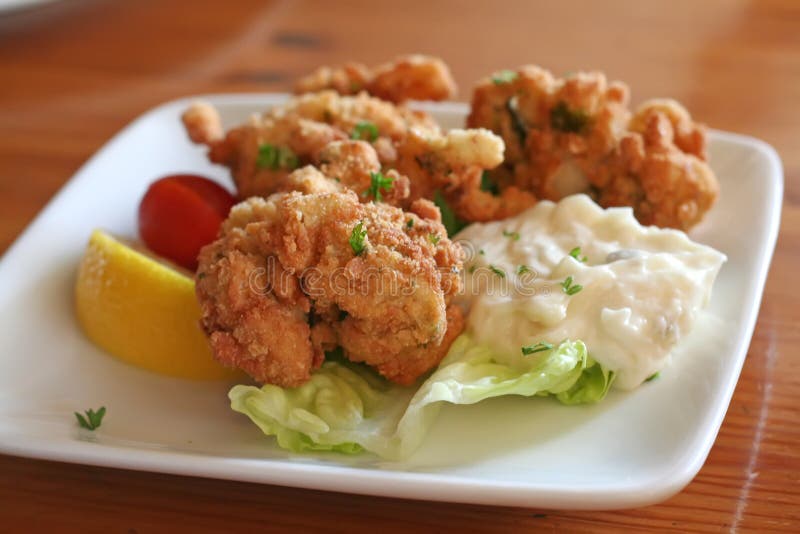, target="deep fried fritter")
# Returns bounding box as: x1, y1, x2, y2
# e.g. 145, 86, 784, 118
182, 91, 440, 200
182, 92, 510, 227
196, 169, 464, 387
295, 54, 457, 103
393, 127, 518, 222
467, 65, 718, 230
593, 103, 719, 228
315, 140, 411, 204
